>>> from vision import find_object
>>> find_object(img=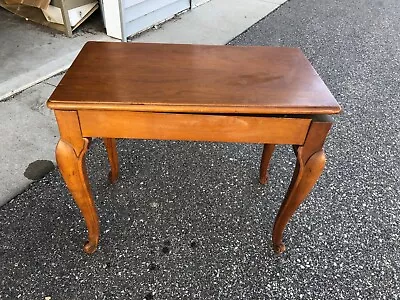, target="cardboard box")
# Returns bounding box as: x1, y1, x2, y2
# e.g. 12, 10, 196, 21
4, 0, 50, 9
